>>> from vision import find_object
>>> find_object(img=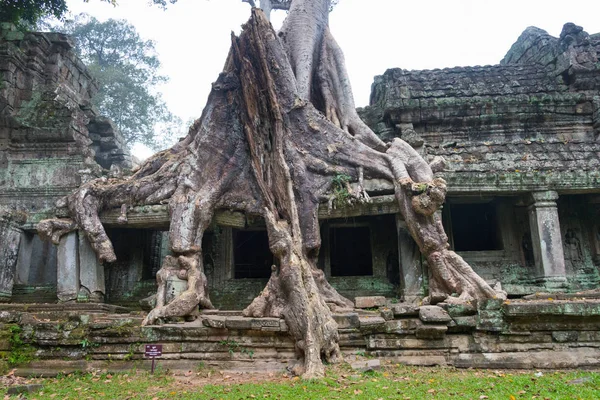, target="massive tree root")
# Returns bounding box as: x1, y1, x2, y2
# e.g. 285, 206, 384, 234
39, 3, 504, 377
